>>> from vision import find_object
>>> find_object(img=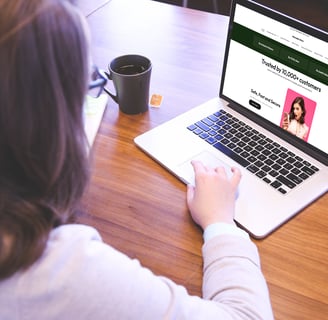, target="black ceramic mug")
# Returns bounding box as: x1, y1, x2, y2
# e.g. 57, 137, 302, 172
105, 54, 152, 114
